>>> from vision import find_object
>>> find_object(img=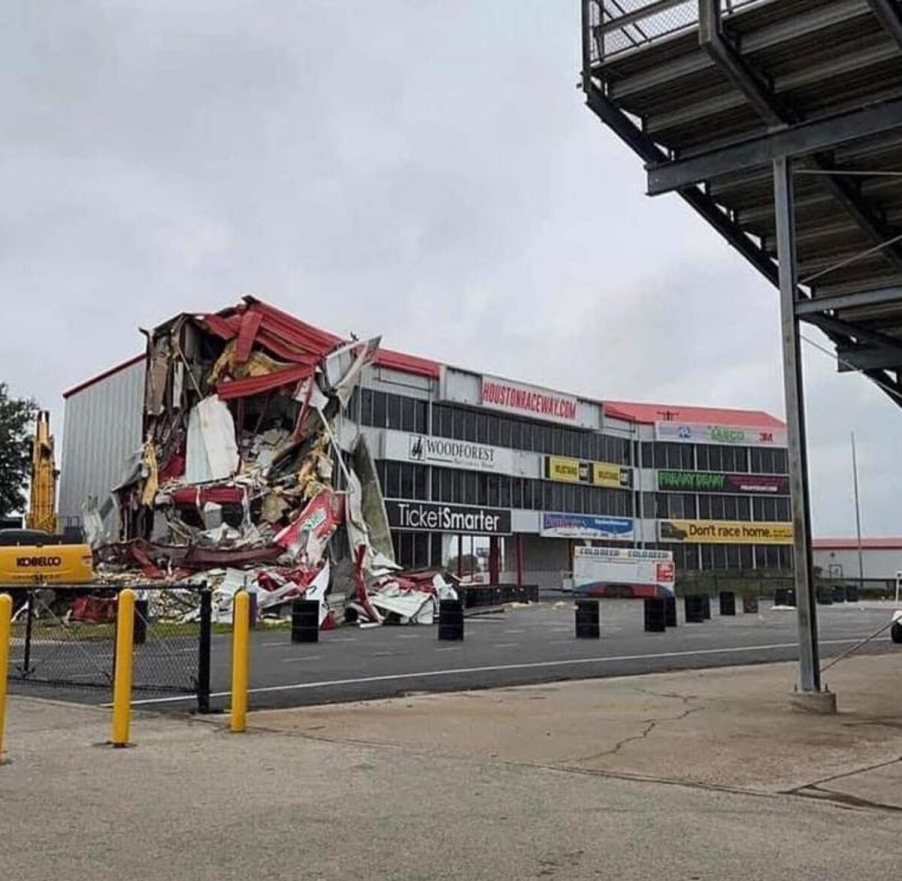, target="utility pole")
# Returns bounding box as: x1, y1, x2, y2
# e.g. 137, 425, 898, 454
851, 431, 864, 586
